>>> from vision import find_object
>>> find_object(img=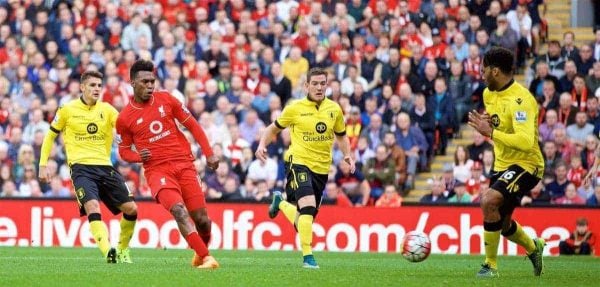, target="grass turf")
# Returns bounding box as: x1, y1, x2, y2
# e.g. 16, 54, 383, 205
0, 247, 598, 286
